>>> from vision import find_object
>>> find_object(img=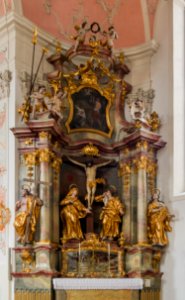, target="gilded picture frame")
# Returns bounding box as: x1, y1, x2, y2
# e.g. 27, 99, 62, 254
65, 85, 113, 138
